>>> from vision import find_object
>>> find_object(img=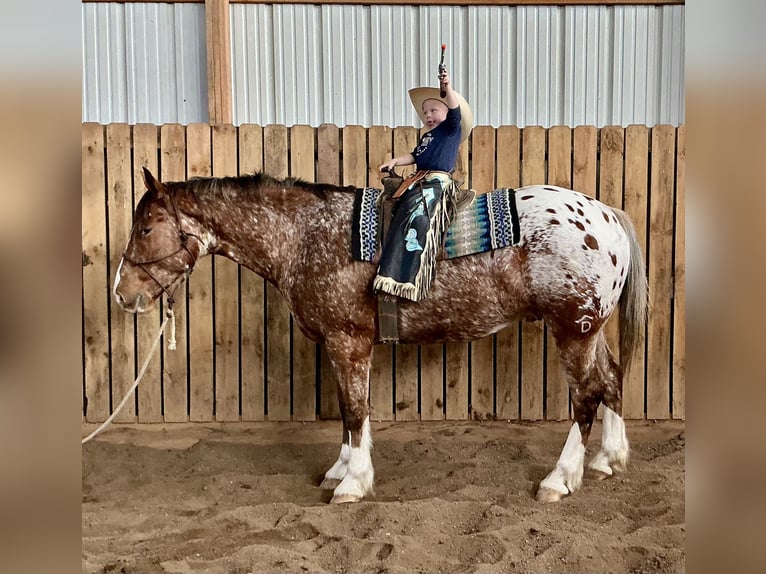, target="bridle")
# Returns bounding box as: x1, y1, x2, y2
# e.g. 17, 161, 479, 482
120, 189, 202, 308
